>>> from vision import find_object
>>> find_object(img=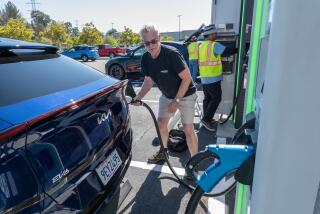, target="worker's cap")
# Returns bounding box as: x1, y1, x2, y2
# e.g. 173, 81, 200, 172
202, 24, 218, 36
